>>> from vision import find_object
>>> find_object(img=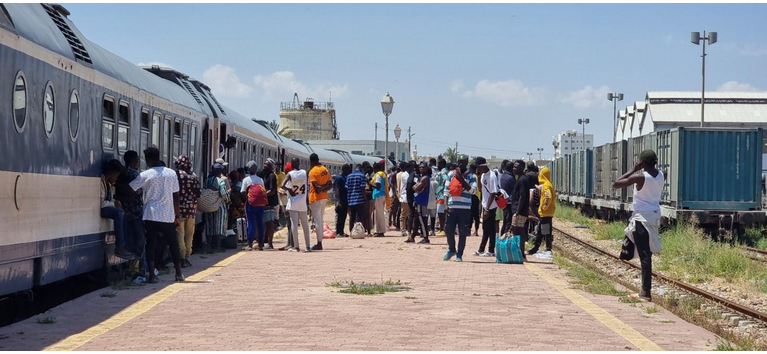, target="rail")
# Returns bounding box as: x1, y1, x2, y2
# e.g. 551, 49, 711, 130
552, 226, 767, 323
